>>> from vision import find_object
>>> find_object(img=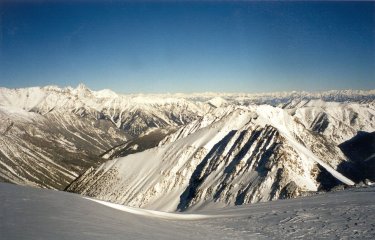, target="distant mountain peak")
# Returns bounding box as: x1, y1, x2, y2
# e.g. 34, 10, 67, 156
73, 83, 92, 96
76, 83, 90, 91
